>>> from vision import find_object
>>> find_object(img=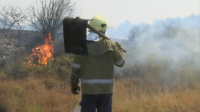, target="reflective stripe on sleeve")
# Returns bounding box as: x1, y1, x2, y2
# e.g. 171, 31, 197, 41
72, 63, 81, 68
81, 79, 114, 84
115, 58, 125, 66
